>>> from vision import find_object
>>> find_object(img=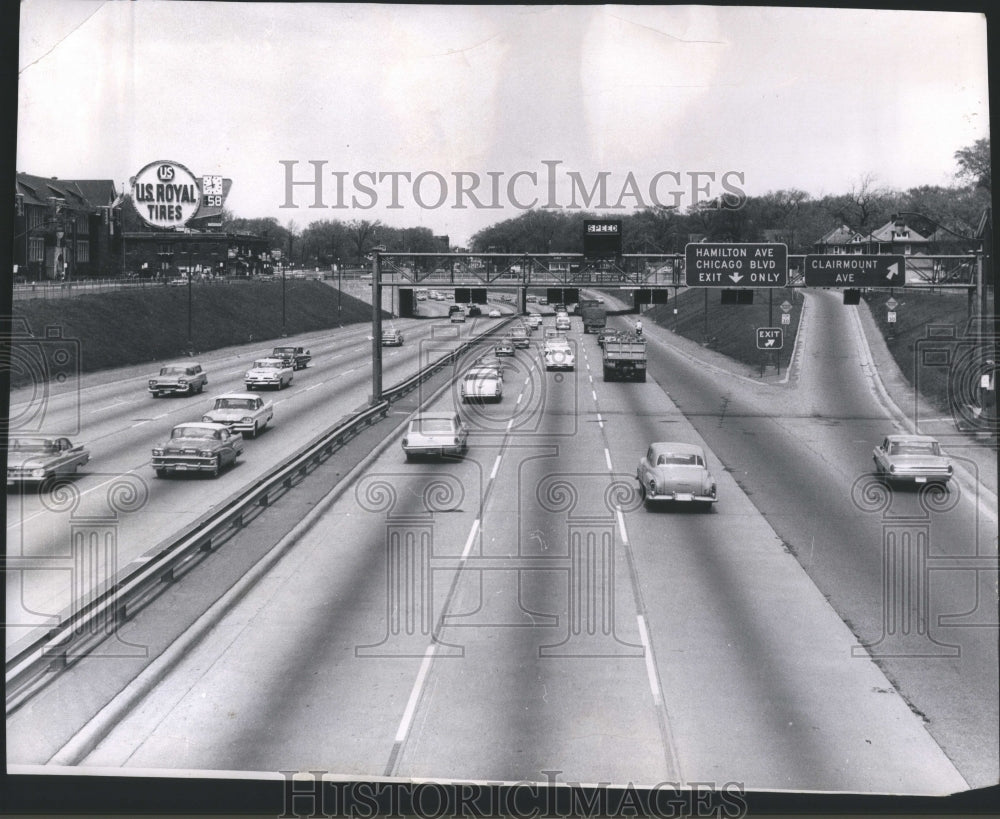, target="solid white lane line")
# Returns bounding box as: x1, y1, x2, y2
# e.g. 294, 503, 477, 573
490, 456, 502, 481
637, 615, 663, 706
394, 644, 437, 743
461, 519, 480, 561
605, 448, 613, 471
304, 383, 323, 391
615, 505, 628, 544
516, 393, 523, 405
592, 389, 598, 402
